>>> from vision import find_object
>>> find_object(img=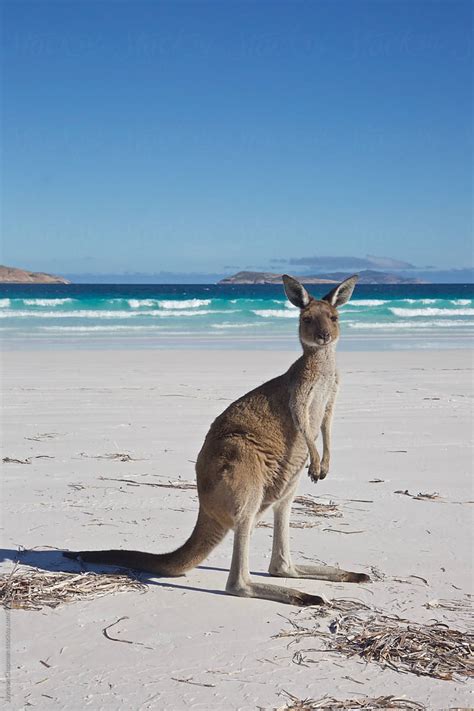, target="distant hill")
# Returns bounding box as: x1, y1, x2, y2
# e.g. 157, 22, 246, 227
219, 271, 338, 285
0, 265, 70, 284
219, 270, 427, 285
